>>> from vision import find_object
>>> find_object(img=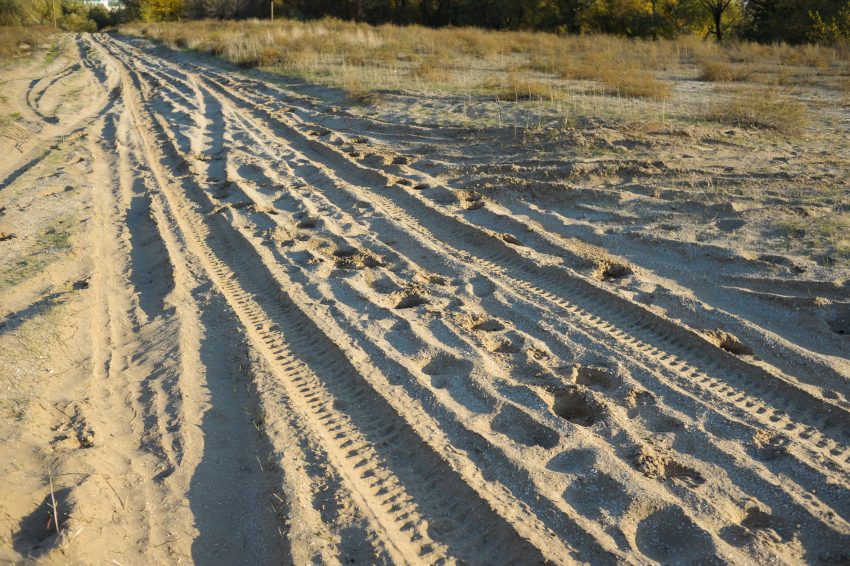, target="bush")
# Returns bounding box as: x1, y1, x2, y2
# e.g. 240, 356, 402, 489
58, 11, 97, 32
496, 78, 551, 101
601, 68, 672, 100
